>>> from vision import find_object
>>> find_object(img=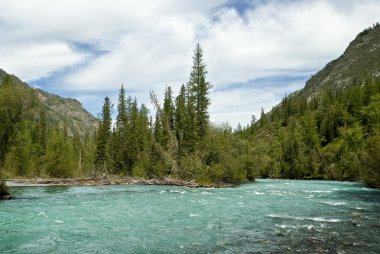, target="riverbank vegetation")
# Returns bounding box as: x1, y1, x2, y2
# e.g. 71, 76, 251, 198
238, 76, 380, 188
0, 42, 379, 188
0, 44, 252, 185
